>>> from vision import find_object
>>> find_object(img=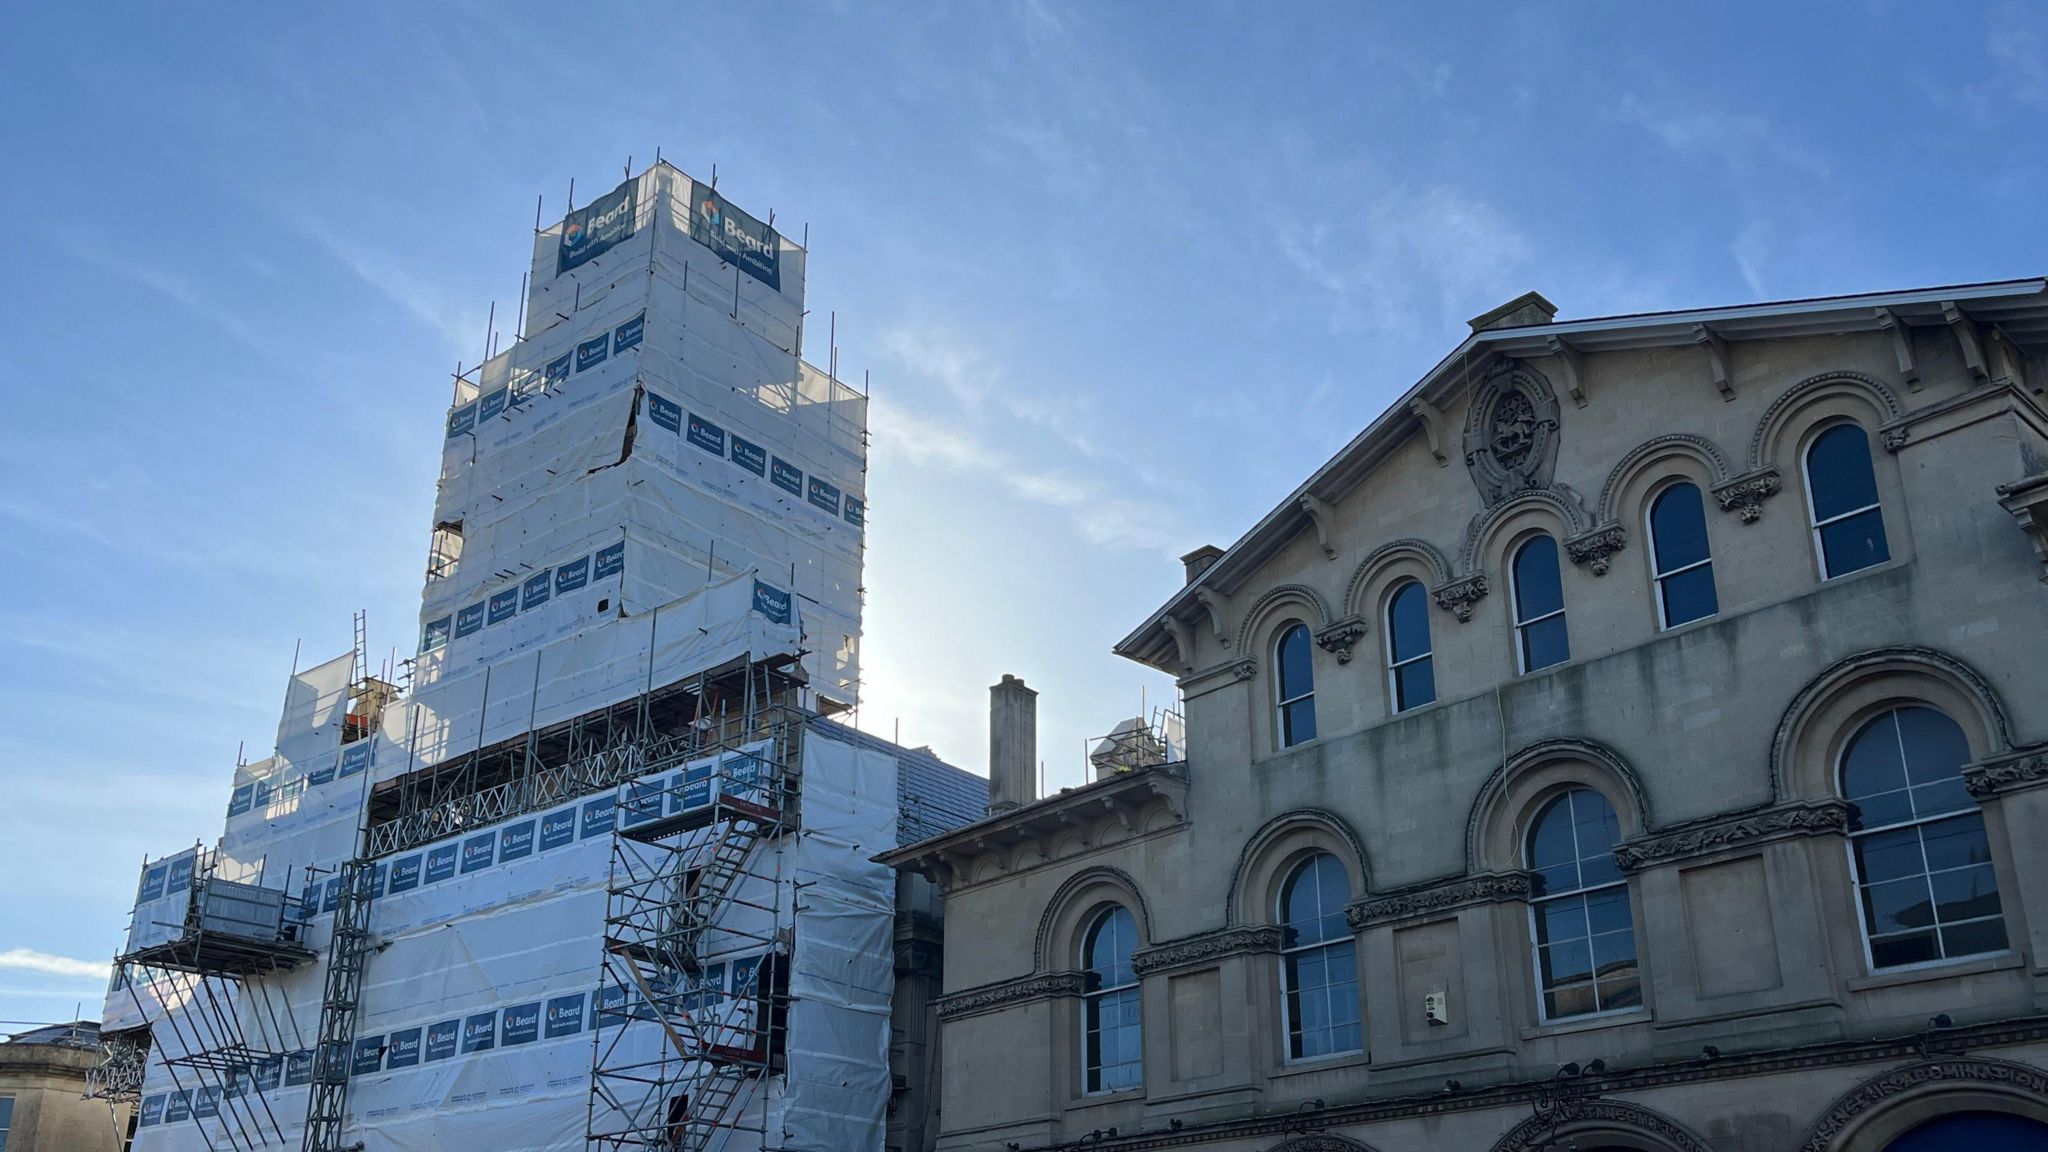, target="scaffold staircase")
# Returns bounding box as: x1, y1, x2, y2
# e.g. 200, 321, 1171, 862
588, 707, 799, 1151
